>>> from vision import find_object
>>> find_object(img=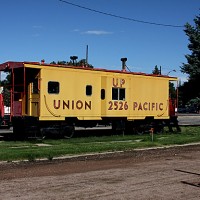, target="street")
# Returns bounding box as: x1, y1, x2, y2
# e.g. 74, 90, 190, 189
177, 114, 200, 126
